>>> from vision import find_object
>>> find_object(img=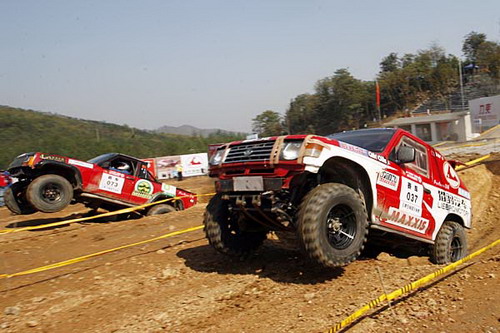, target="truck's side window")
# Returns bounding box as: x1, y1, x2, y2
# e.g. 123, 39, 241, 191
395, 136, 429, 178
138, 165, 149, 179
